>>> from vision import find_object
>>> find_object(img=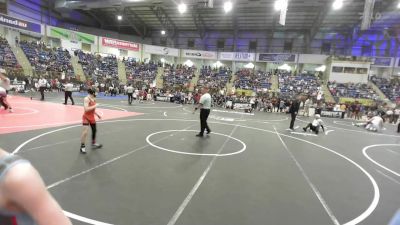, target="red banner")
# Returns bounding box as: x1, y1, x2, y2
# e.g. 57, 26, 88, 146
102, 37, 140, 51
